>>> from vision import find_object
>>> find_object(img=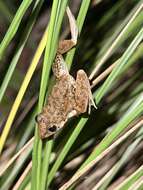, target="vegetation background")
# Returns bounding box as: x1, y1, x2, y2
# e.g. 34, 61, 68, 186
0, 0, 143, 189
